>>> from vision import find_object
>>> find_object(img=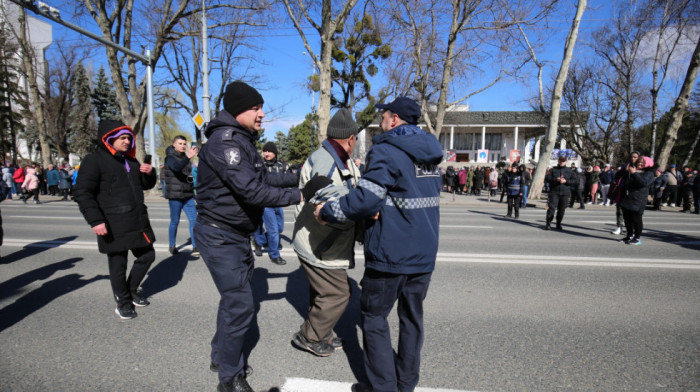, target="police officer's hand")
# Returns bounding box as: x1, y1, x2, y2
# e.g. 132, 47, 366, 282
302, 175, 333, 202
92, 223, 108, 236
140, 163, 153, 173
